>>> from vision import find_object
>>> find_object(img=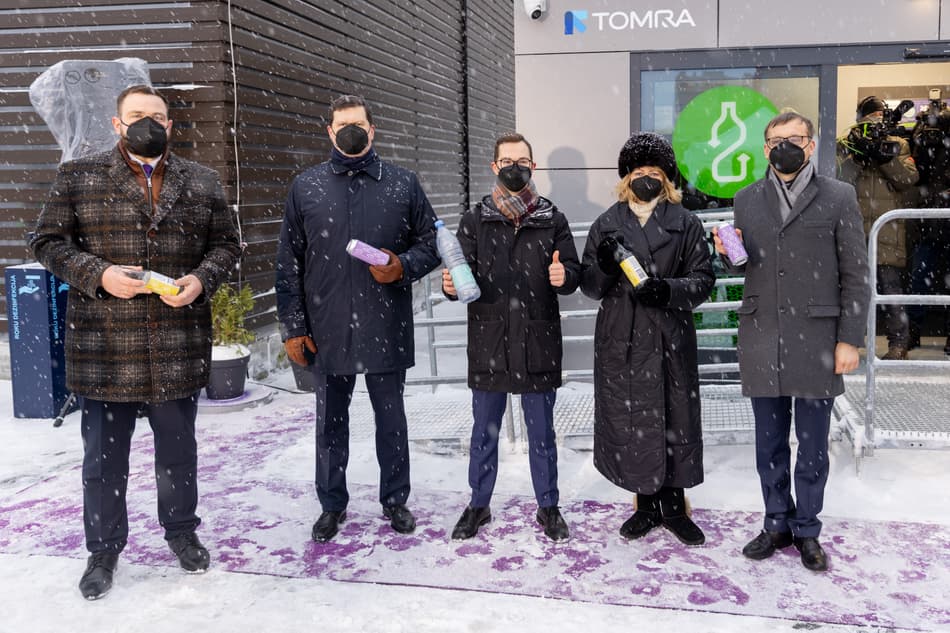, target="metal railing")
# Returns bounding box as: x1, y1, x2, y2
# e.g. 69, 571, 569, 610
412, 212, 748, 441
864, 208, 950, 455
